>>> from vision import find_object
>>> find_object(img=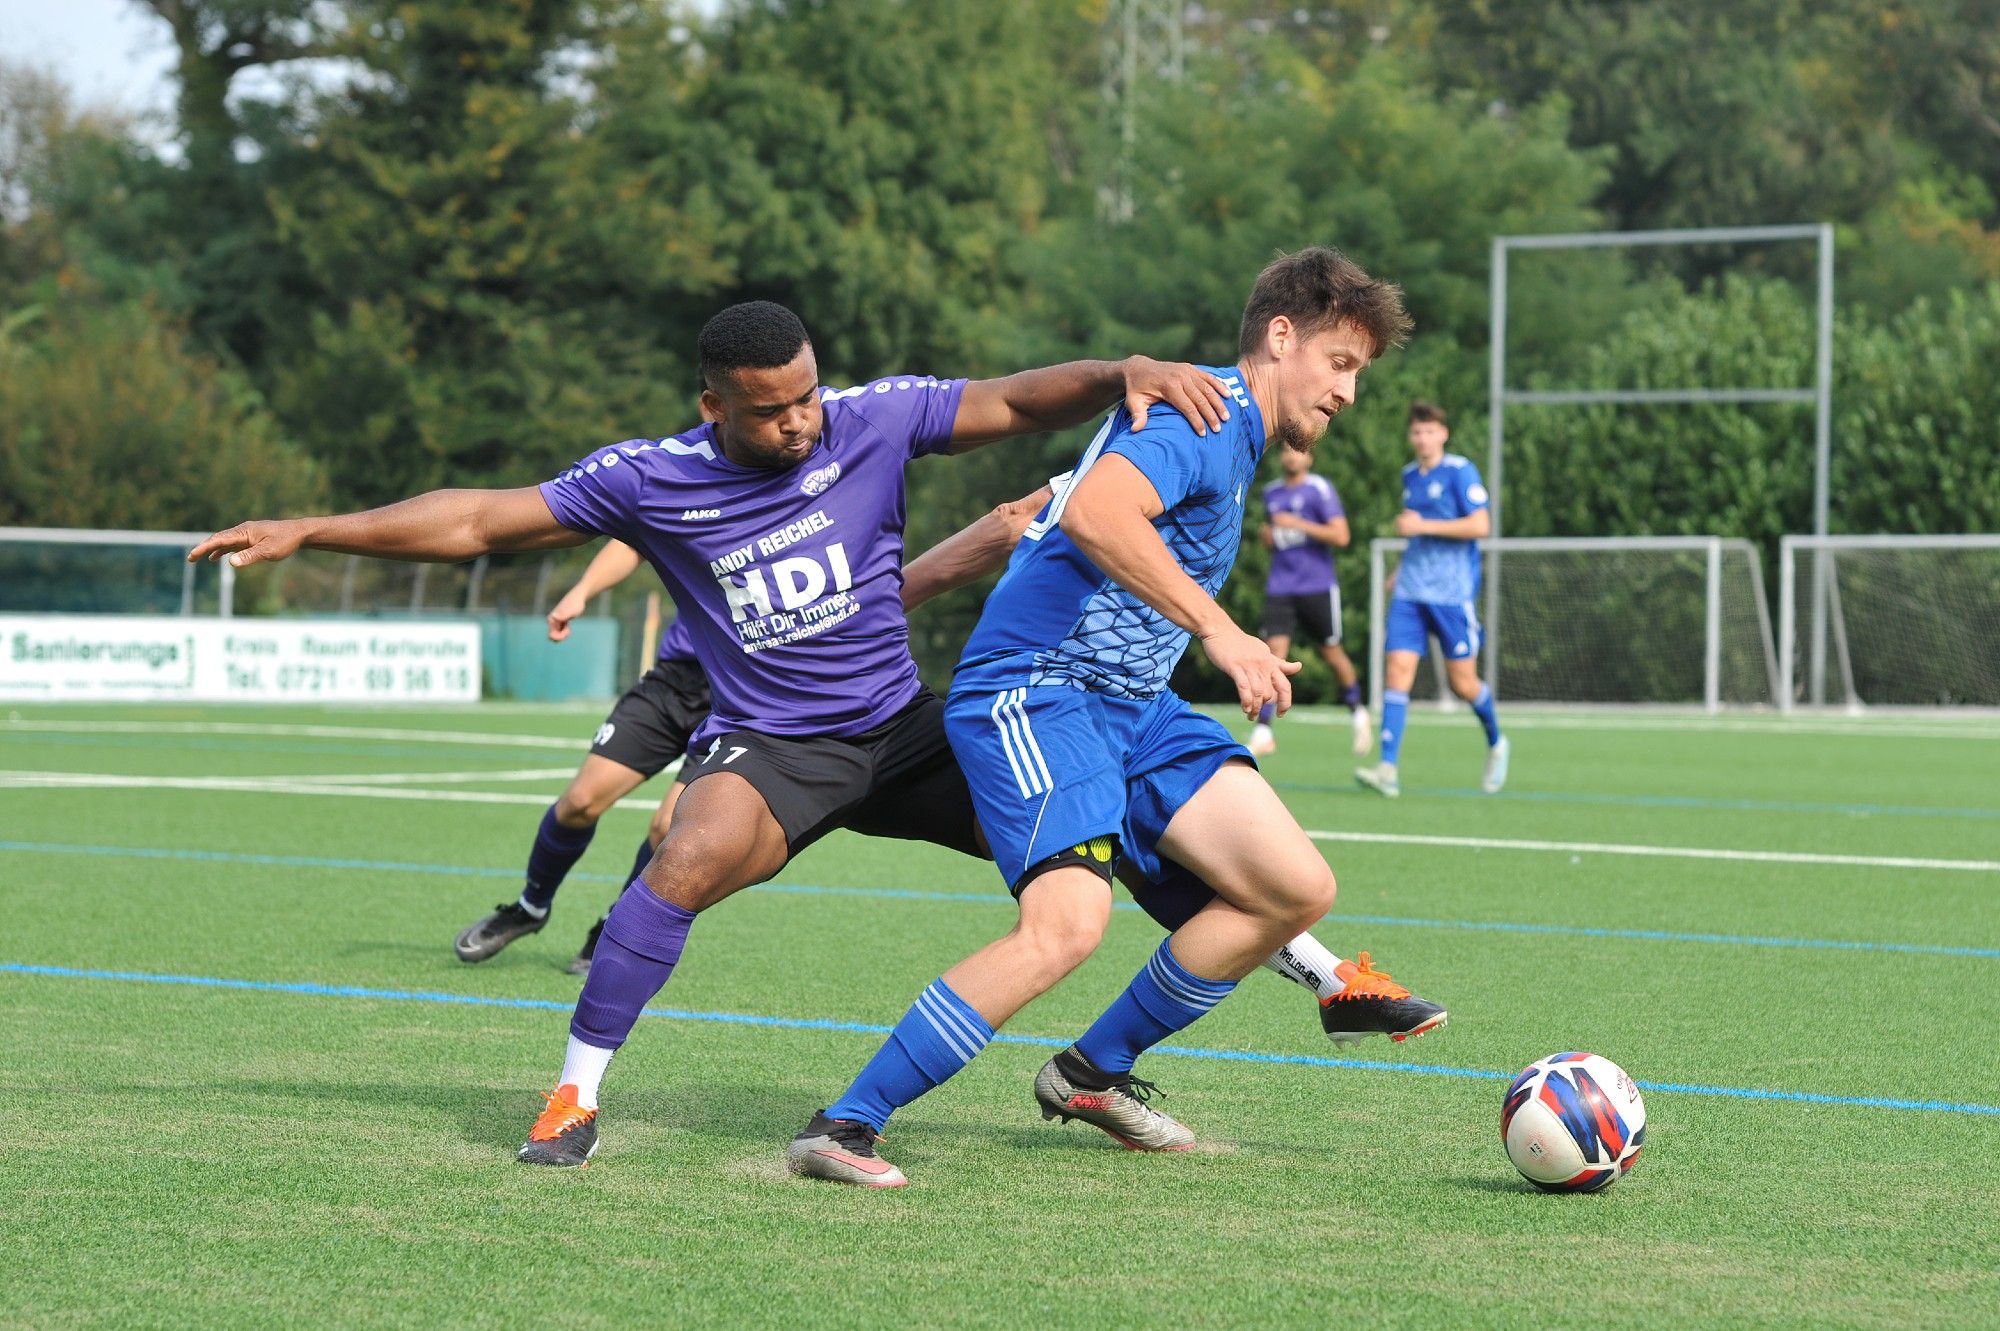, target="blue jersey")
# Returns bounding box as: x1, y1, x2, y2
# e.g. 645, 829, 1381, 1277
1395, 452, 1488, 605
955, 366, 1265, 700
